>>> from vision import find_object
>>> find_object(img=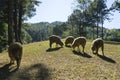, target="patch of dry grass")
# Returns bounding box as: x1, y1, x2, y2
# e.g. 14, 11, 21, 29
0, 40, 120, 80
